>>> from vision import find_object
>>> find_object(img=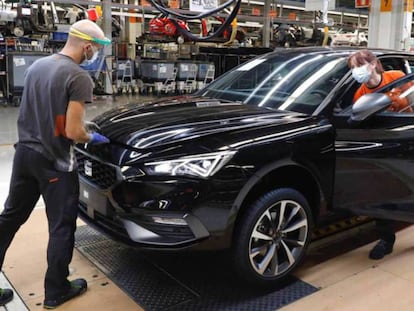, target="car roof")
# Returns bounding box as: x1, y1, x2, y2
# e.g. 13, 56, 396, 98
262, 46, 412, 59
